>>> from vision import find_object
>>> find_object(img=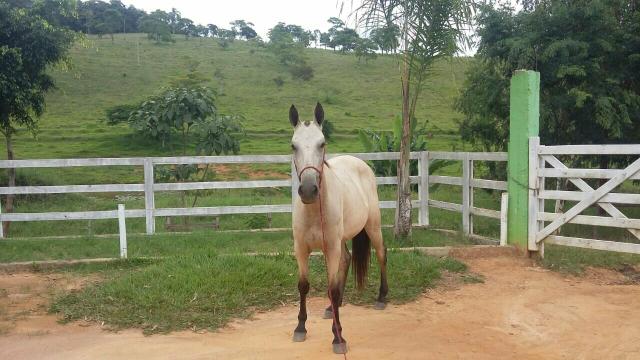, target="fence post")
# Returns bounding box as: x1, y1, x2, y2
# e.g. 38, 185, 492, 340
0, 202, 3, 239
469, 159, 474, 236
507, 70, 540, 252
462, 153, 470, 235
418, 151, 429, 227
500, 192, 509, 246
143, 158, 155, 235
528, 137, 541, 253
118, 204, 127, 259
291, 157, 298, 224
